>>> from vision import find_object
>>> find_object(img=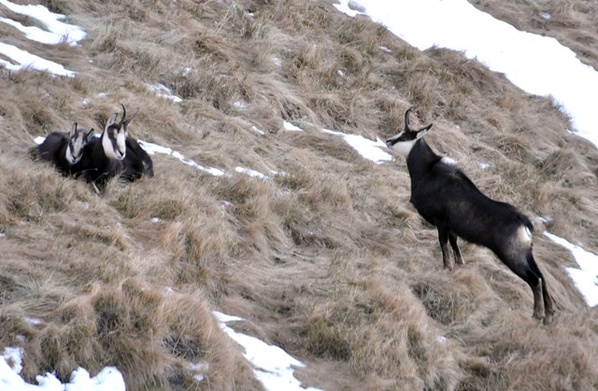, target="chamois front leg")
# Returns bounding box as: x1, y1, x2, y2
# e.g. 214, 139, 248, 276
437, 226, 452, 271
448, 232, 464, 265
